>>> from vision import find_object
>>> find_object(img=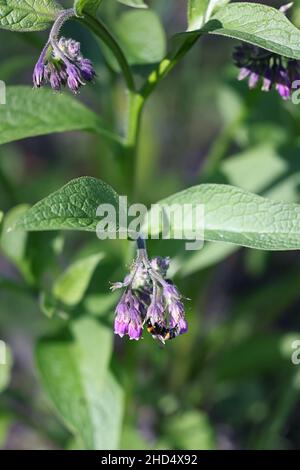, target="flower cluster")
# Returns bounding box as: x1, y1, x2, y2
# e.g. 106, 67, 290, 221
112, 248, 188, 343
233, 43, 300, 101
33, 36, 95, 94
